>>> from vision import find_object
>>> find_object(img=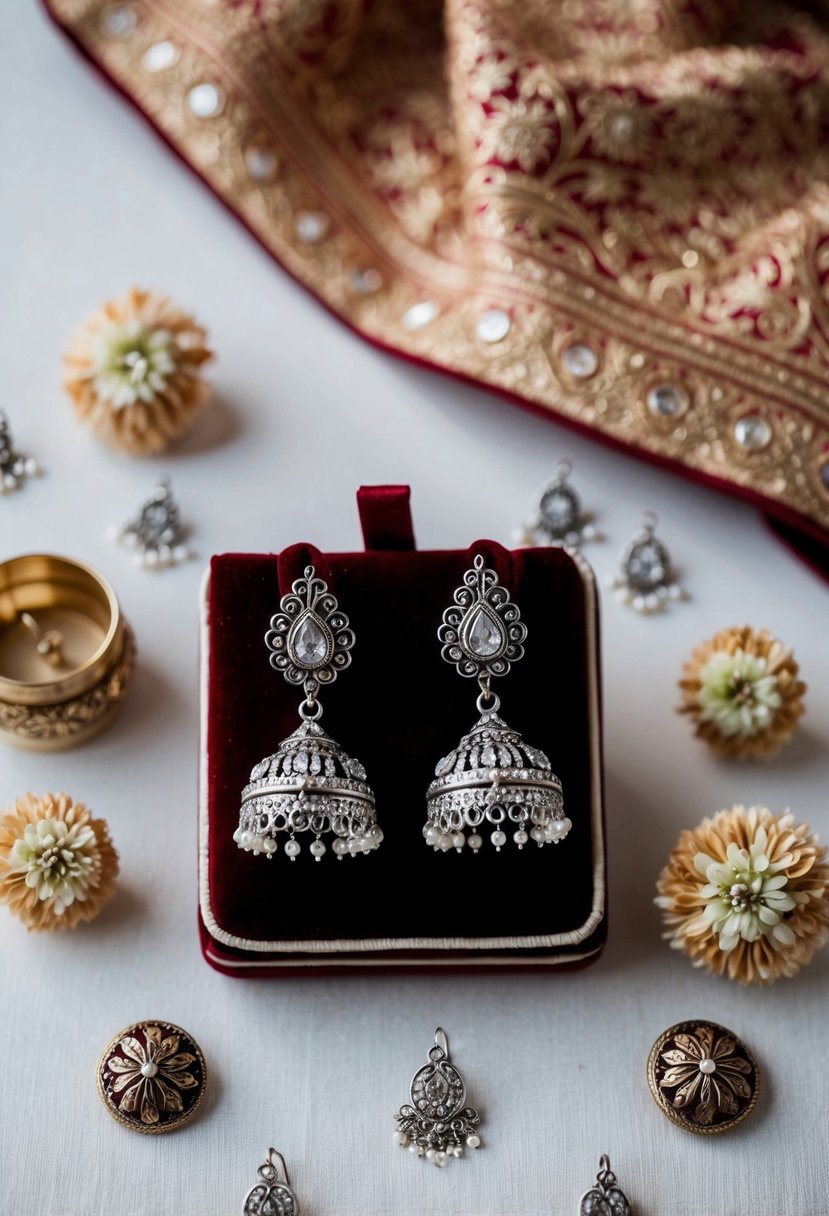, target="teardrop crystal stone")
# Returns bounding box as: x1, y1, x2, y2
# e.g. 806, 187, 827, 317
290, 612, 329, 666
465, 604, 505, 657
